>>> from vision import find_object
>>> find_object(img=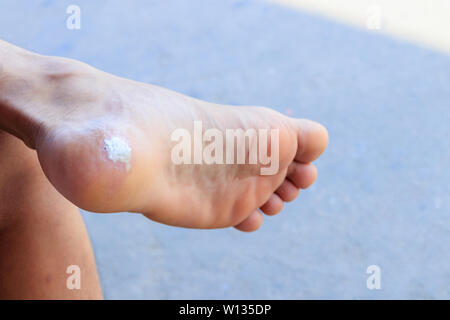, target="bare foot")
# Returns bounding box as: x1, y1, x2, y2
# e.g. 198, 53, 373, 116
4, 55, 328, 232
